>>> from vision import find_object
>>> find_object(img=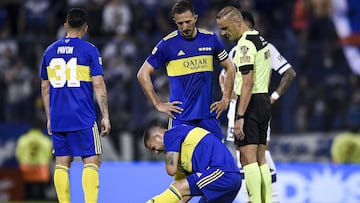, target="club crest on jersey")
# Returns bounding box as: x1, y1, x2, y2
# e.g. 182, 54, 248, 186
239, 46, 250, 63
239, 46, 249, 56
